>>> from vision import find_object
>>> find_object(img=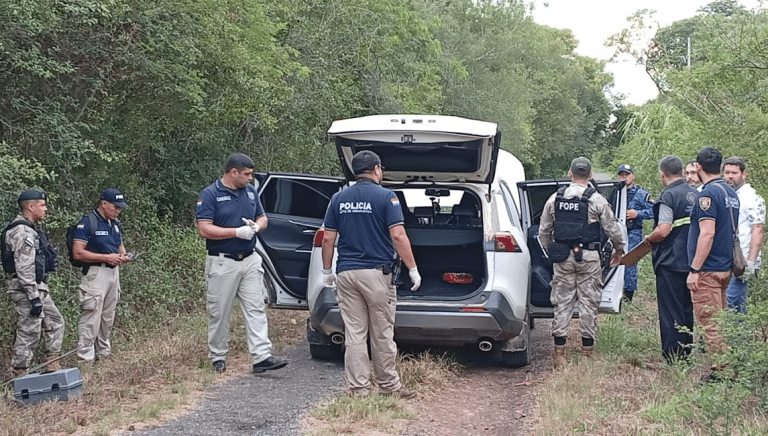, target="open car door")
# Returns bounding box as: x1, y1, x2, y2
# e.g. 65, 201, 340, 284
255, 173, 345, 309
517, 178, 628, 317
